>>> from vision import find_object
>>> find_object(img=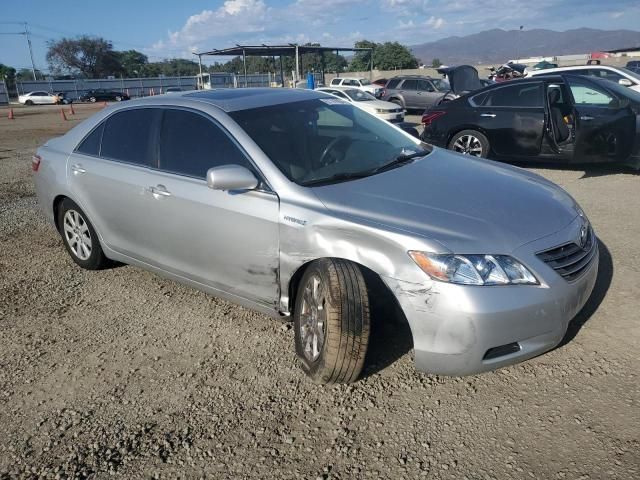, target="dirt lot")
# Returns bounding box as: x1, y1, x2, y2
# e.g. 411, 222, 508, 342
0, 104, 638, 479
